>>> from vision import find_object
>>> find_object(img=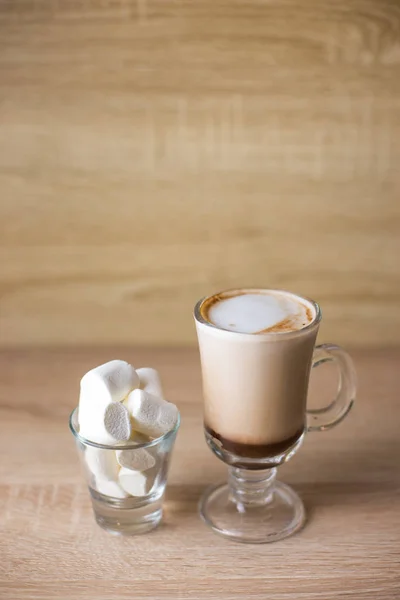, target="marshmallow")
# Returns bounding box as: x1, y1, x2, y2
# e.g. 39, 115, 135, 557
85, 446, 119, 481
78, 399, 112, 444
124, 389, 178, 438
137, 368, 165, 398
116, 447, 156, 472
80, 360, 140, 404
95, 478, 128, 499
79, 398, 131, 444
78, 360, 137, 443
118, 468, 149, 497
104, 402, 132, 441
